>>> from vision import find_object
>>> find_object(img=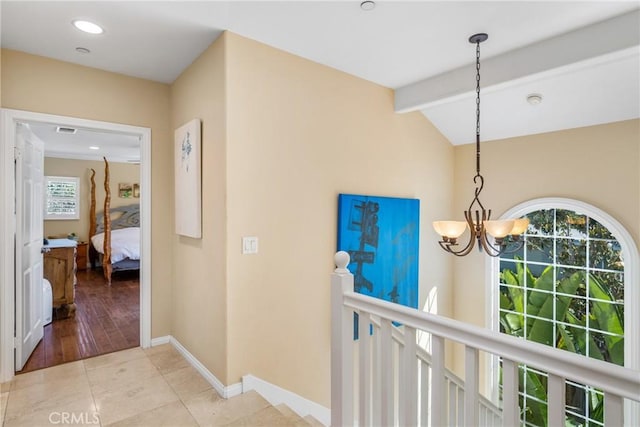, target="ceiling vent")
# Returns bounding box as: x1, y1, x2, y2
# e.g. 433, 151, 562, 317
56, 126, 77, 134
